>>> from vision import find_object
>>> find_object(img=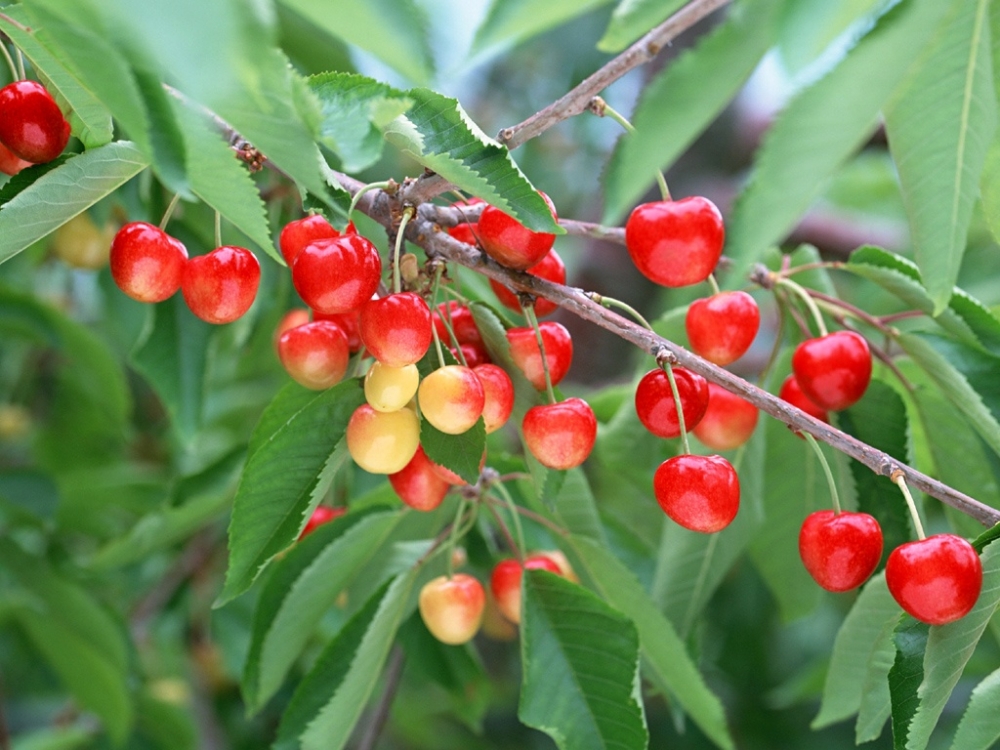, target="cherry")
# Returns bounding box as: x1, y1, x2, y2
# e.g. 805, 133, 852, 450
273, 309, 310, 353
419, 574, 486, 645
418, 365, 485, 435
490, 555, 562, 624
506, 321, 573, 391
346, 404, 420, 474
447, 197, 484, 246
389, 445, 451, 511
791, 331, 872, 412
298, 505, 346, 540
279, 214, 340, 266
522, 397, 597, 470
0, 81, 71, 164
360, 292, 432, 367
182, 245, 261, 324
886, 534, 982, 625
277, 320, 350, 390
778, 374, 829, 424
109, 221, 188, 303
489, 248, 566, 317
0, 140, 32, 175
634, 367, 709, 439
451, 342, 491, 368
291, 234, 381, 315
693, 383, 758, 451
624, 196, 724, 288
432, 302, 483, 347
364, 361, 420, 412
536, 549, 579, 583
477, 192, 558, 270
654, 454, 740, 533
799, 510, 883, 592
473, 364, 514, 434
313, 309, 364, 353
685, 291, 760, 365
